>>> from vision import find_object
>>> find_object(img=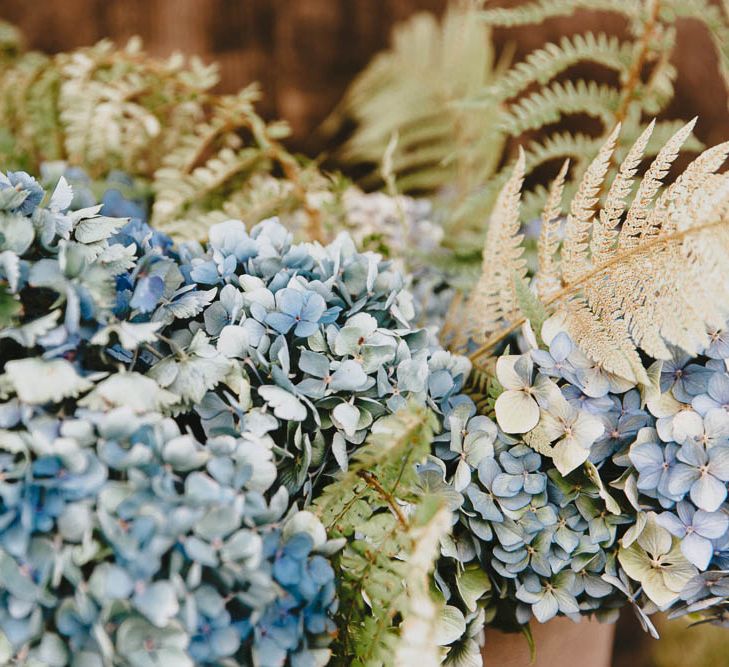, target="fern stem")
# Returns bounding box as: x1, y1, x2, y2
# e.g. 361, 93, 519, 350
277, 151, 326, 243
358, 470, 408, 528
182, 118, 235, 174
339, 519, 406, 658
317, 484, 369, 532
614, 0, 661, 126
467, 215, 729, 362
